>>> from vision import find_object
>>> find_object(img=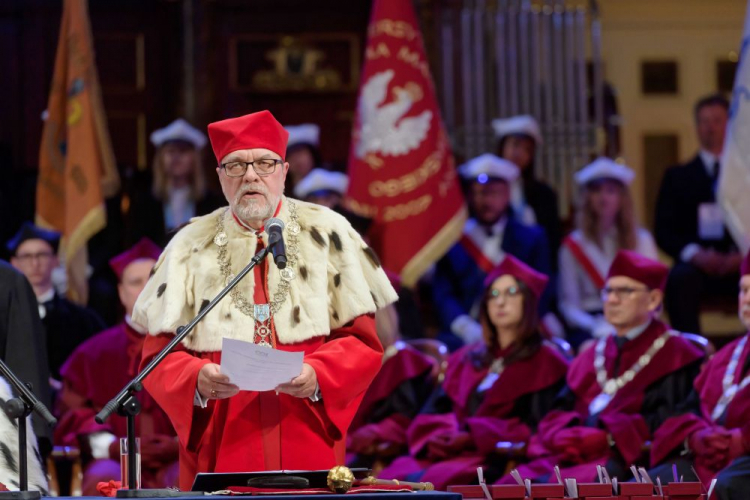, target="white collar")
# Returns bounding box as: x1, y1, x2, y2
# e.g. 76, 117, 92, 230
618, 320, 651, 341
36, 288, 55, 304
699, 150, 721, 175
